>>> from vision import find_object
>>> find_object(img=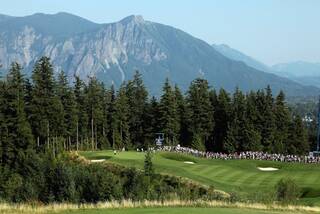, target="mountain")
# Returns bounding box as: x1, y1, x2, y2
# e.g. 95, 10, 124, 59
0, 14, 14, 22
271, 62, 320, 87
212, 44, 320, 89
212, 44, 271, 72
272, 61, 320, 77
0, 12, 318, 96
0, 12, 101, 37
